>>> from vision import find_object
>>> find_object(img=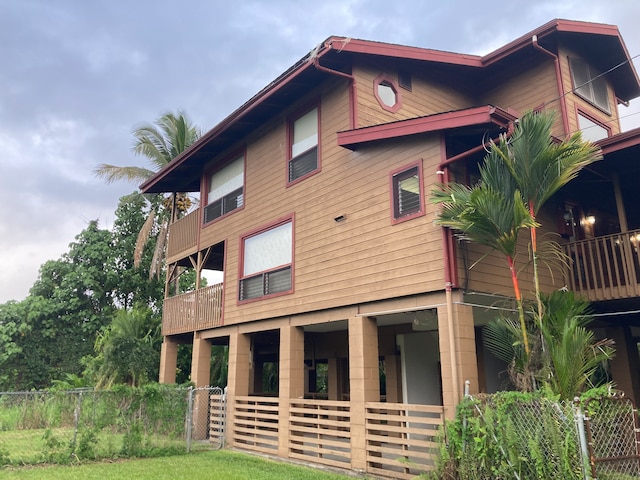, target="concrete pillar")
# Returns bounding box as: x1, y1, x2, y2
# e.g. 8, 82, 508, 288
191, 332, 211, 387
158, 336, 178, 384
348, 316, 379, 471
190, 332, 212, 440
226, 330, 251, 447
437, 293, 478, 419
278, 325, 305, 457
